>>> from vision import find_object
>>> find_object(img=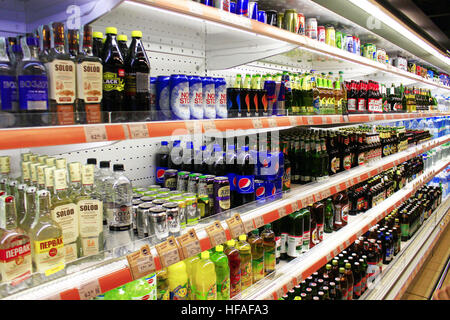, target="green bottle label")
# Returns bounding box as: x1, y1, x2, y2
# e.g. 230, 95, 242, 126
401, 223, 409, 237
